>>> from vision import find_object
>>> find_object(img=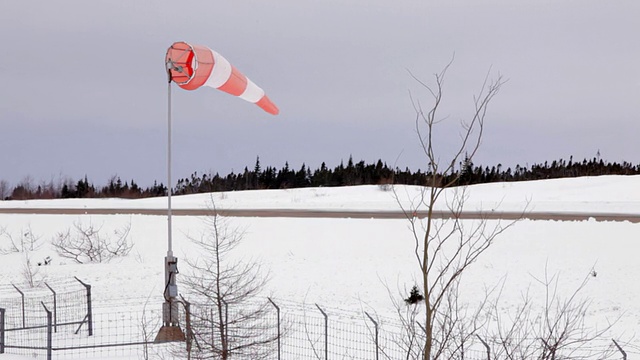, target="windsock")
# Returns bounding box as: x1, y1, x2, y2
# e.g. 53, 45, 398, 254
165, 41, 279, 115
